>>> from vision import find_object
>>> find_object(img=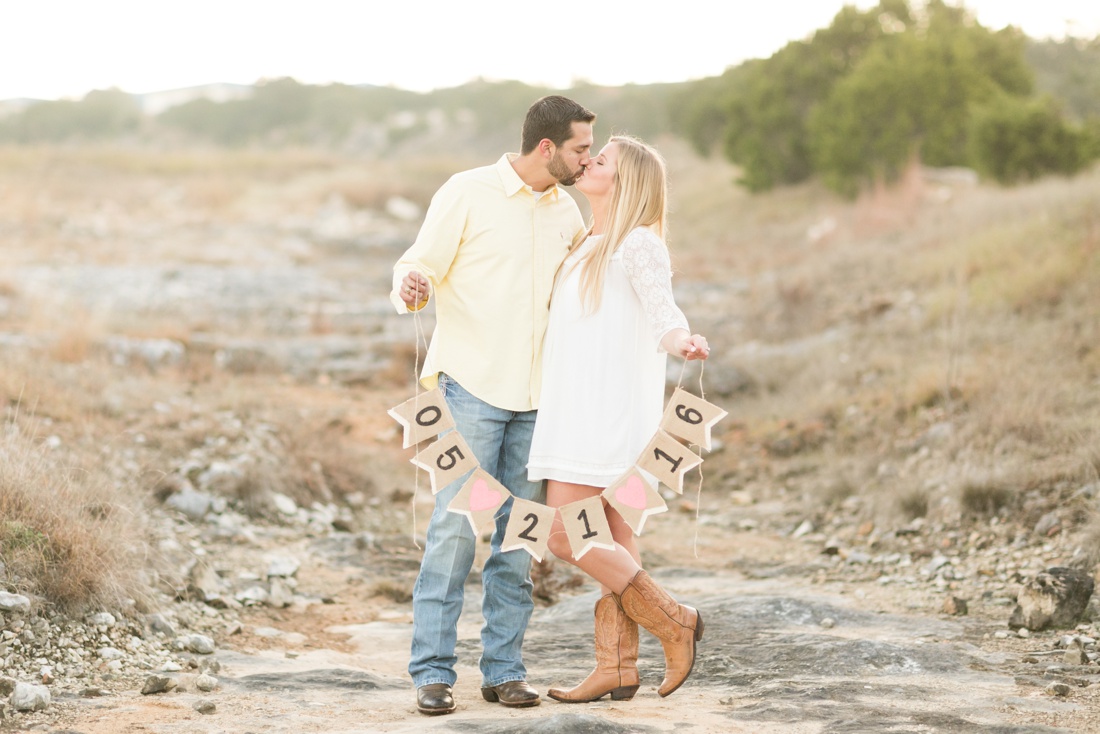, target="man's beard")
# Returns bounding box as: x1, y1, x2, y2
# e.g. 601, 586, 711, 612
548, 152, 582, 186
